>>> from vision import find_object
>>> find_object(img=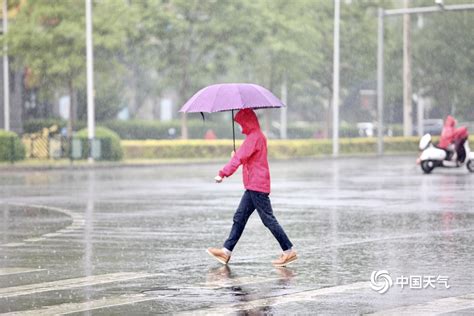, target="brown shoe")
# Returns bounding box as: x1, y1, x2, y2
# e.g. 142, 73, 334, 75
206, 247, 230, 265
272, 250, 297, 267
